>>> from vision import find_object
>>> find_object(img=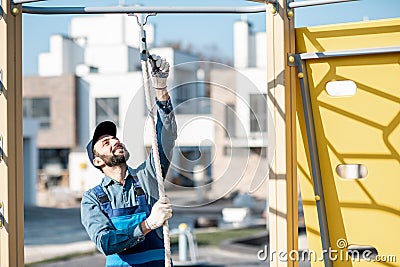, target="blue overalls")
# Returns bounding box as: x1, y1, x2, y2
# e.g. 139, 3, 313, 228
93, 179, 169, 267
